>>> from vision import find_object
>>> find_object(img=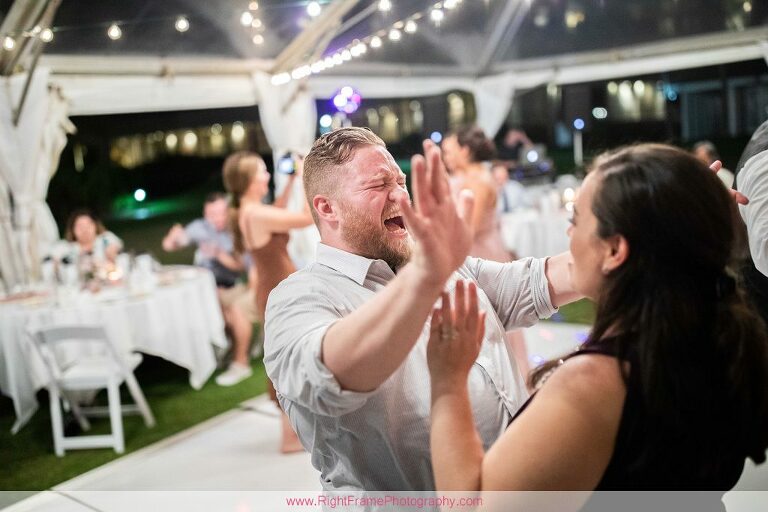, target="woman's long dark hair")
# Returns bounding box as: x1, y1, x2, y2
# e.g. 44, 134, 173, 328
533, 144, 768, 467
